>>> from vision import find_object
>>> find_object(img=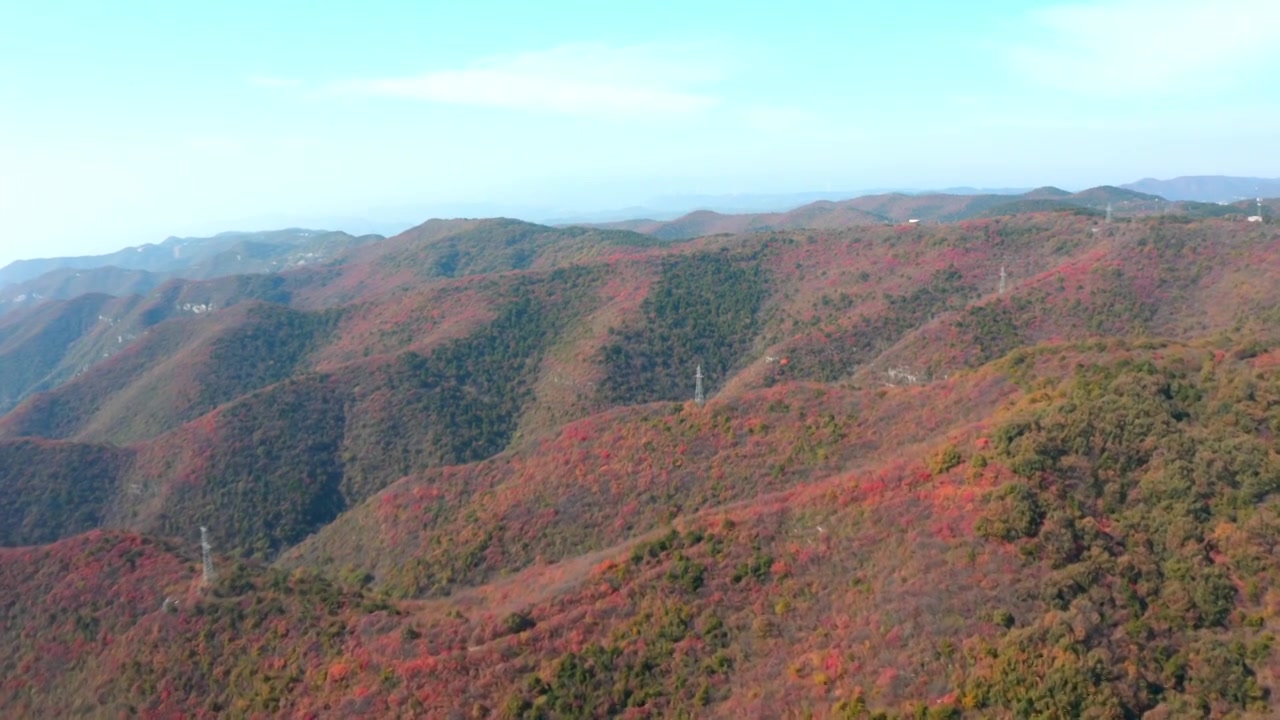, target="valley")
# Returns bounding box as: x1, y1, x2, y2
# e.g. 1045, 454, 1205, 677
2, 199, 1279, 718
